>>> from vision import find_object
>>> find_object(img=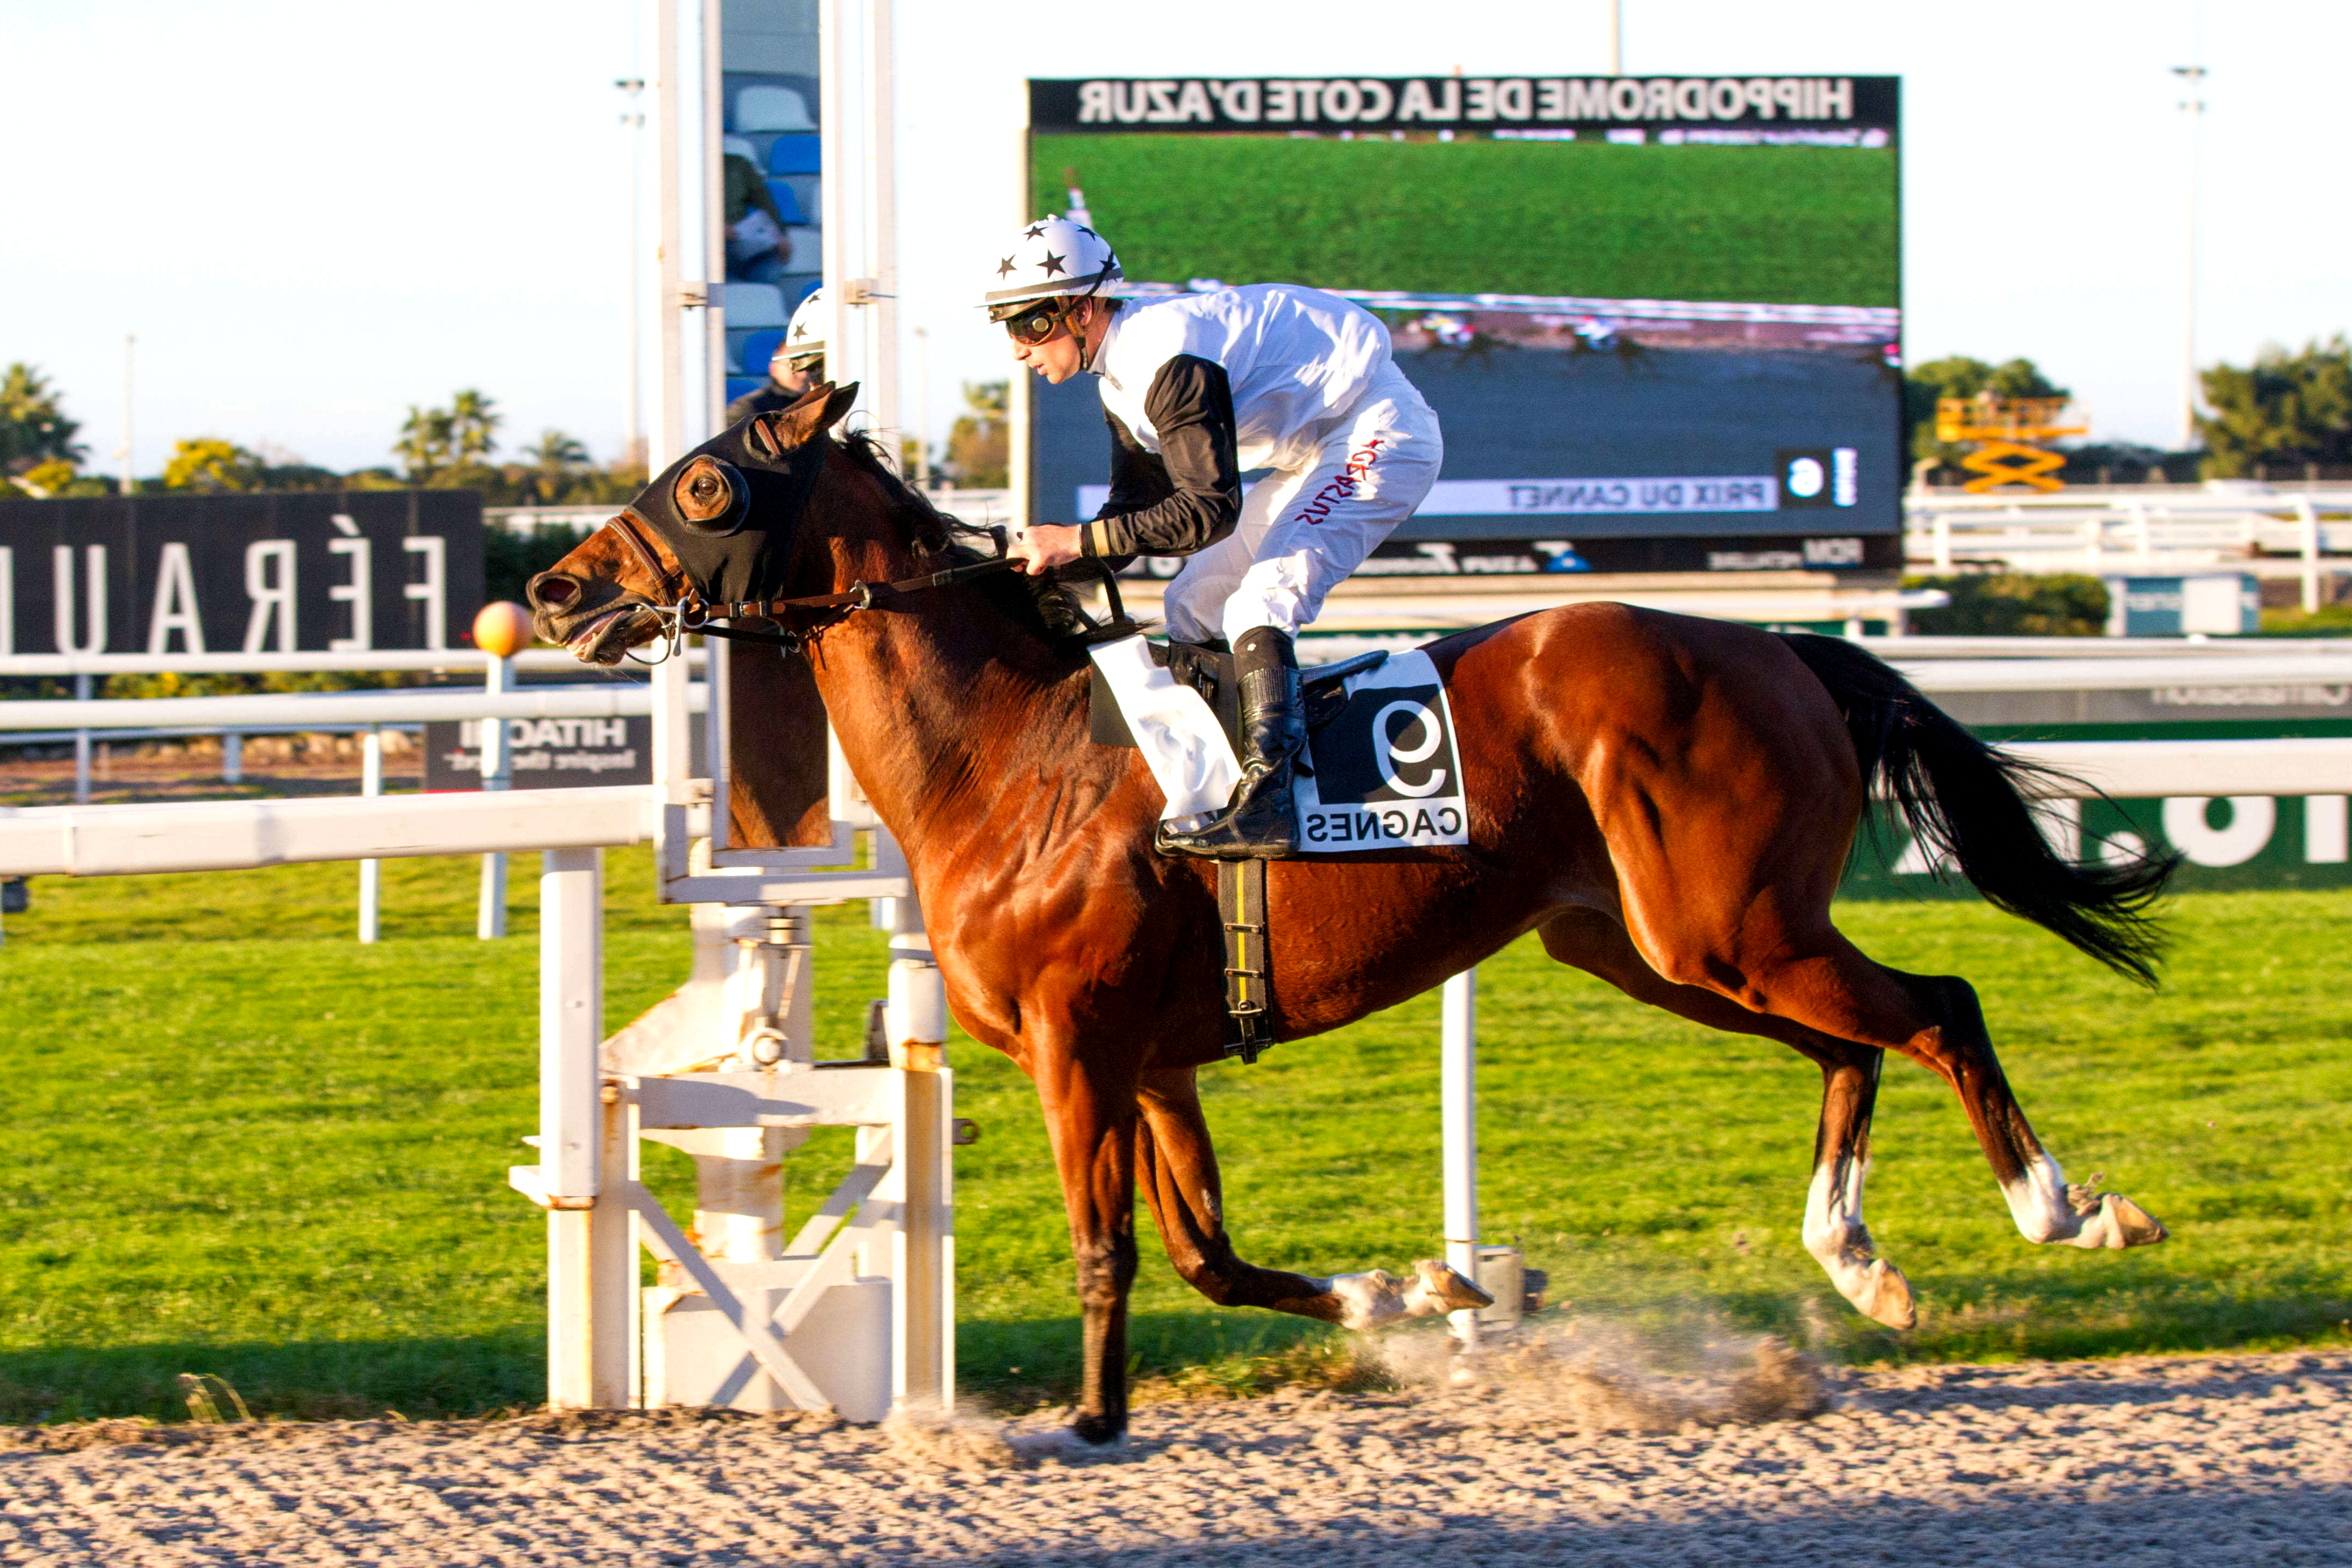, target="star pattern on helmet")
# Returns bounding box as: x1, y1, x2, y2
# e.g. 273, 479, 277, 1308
1023, 223, 1047, 239
791, 318, 812, 342
1039, 250, 1066, 277
996, 255, 1015, 279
